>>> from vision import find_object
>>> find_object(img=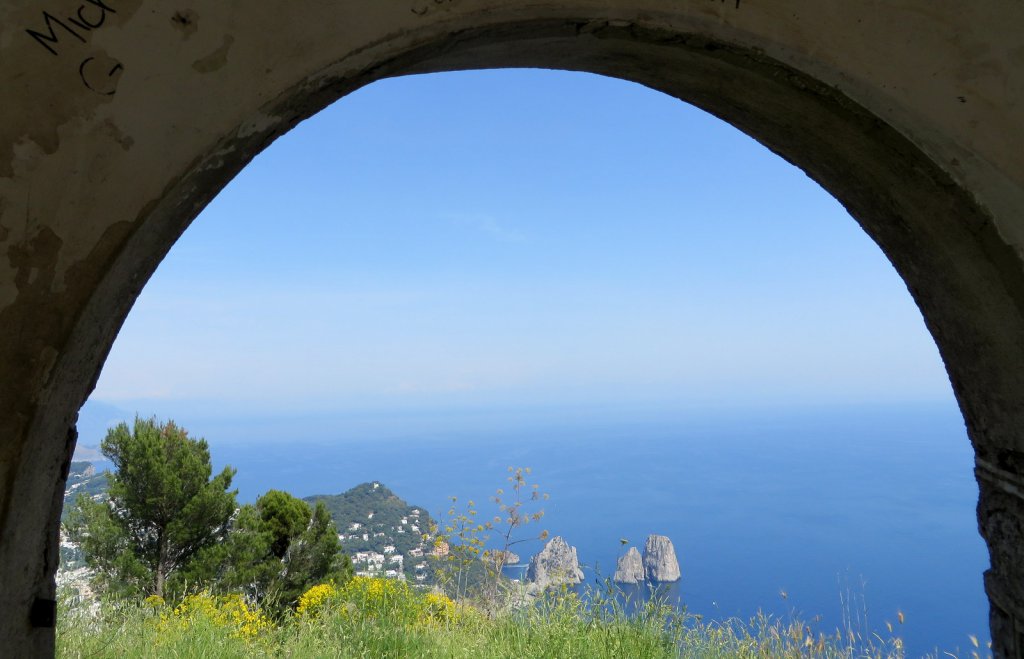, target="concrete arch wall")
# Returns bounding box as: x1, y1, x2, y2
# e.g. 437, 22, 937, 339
1, 2, 1022, 655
